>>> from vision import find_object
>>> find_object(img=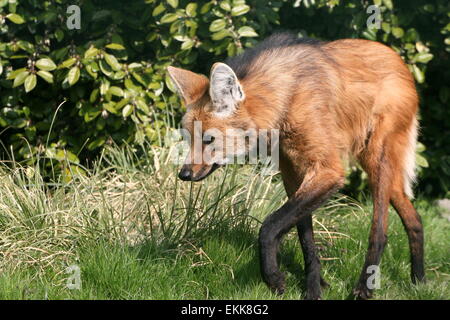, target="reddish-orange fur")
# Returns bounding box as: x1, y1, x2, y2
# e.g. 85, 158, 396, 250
168, 33, 424, 299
